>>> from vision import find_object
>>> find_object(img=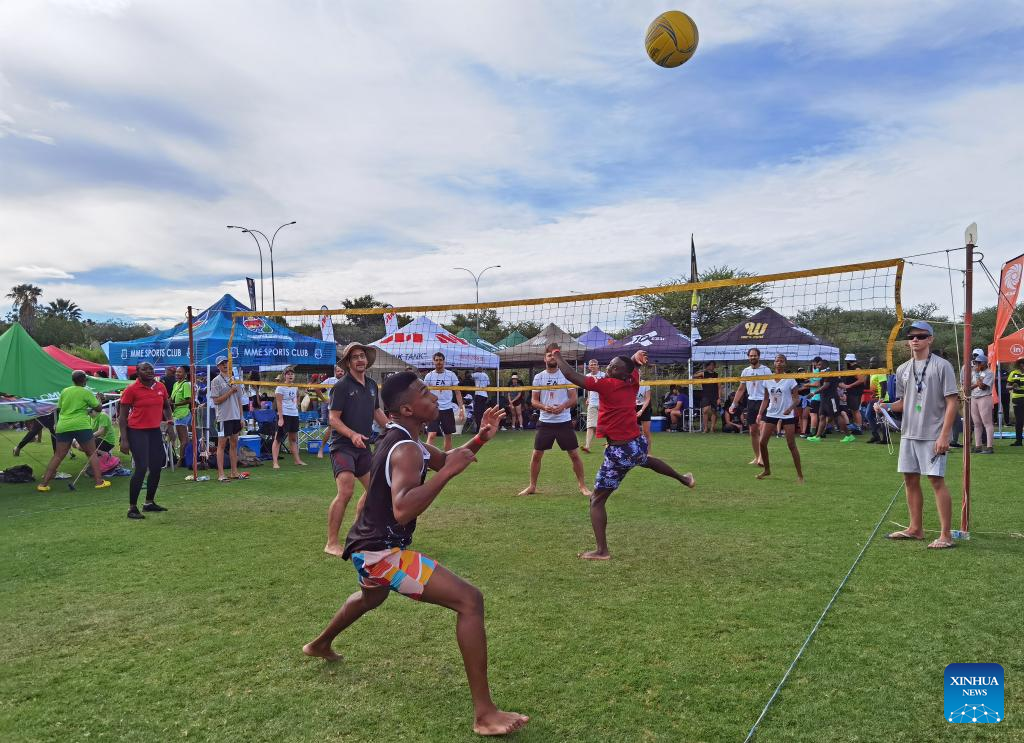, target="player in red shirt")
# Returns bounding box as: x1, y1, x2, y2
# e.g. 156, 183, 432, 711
553, 349, 695, 560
